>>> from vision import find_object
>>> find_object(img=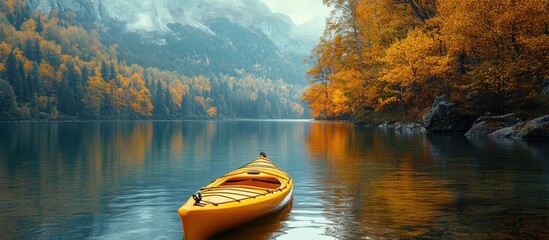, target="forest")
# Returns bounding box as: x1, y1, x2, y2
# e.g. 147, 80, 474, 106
303, 0, 548, 121
0, 0, 306, 120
